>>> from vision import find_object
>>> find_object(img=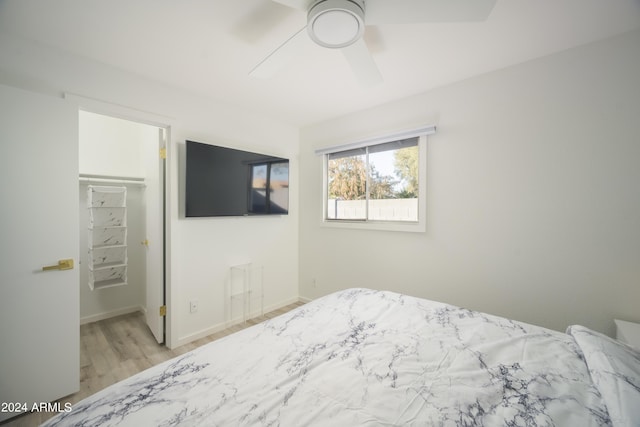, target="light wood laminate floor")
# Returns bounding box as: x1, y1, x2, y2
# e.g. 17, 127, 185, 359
3, 302, 304, 427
